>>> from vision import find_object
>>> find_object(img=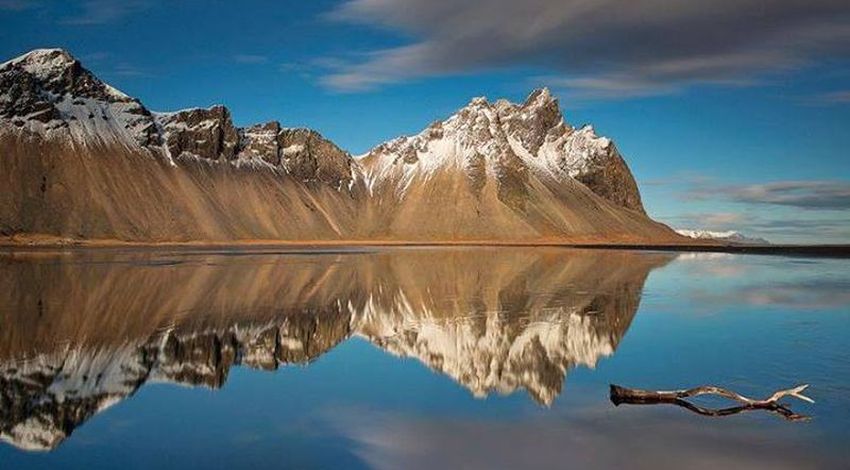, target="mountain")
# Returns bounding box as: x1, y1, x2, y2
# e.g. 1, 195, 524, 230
0, 248, 671, 450
676, 229, 770, 245
359, 89, 670, 241
0, 48, 686, 245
